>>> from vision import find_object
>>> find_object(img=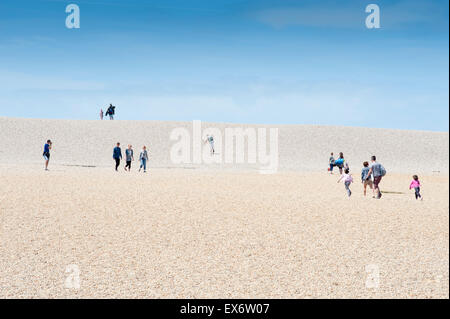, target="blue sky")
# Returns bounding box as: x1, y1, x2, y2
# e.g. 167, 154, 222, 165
0, 0, 448, 131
